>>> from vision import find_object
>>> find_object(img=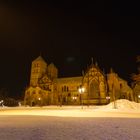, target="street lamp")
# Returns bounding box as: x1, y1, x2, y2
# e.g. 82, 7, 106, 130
38, 97, 41, 106
78, 86, 85, 109
138, 95, 140, 103
72, 96, 77, 100
72, 96, 77, 104
106, 96, 110, 104
0, 100, 4, 107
